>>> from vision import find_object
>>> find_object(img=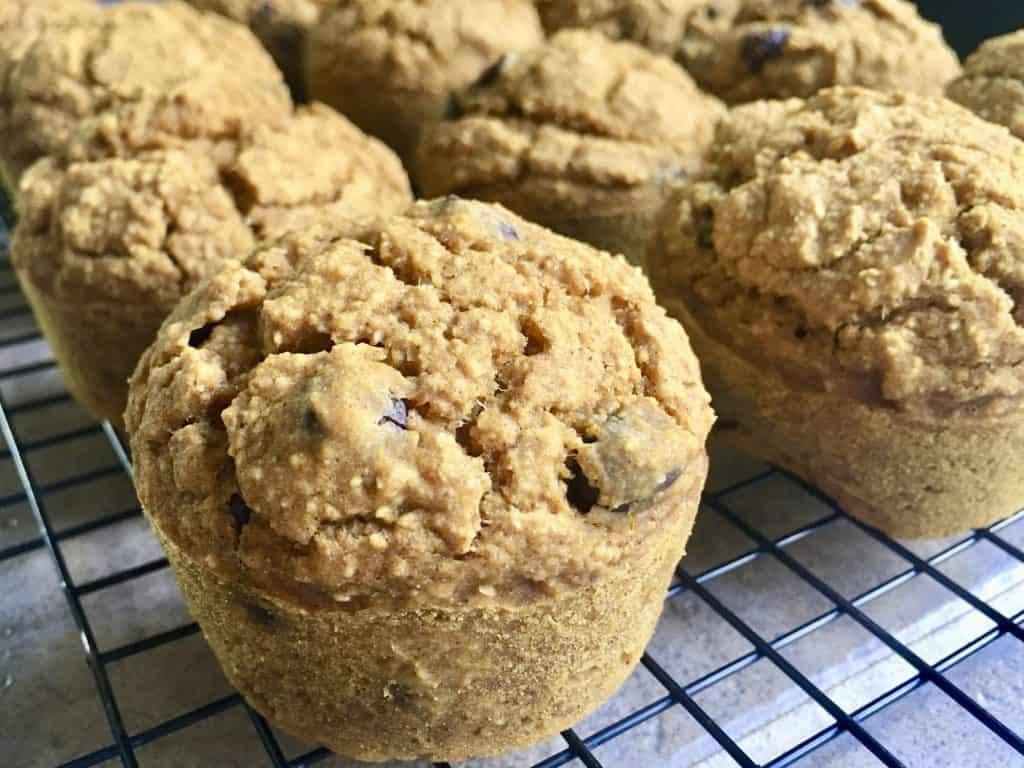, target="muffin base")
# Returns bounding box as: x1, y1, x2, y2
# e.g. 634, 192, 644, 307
149, 481, 702, 762
19, 275, 168, 427
671, 300, 1024, 540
